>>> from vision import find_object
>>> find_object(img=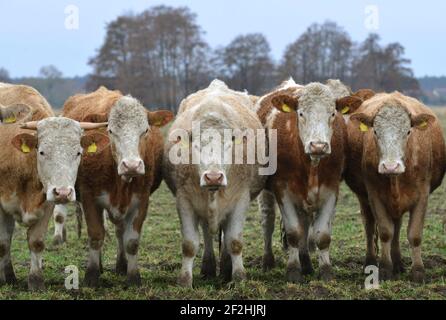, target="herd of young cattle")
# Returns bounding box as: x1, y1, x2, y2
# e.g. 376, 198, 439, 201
0, 78, 443, 291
